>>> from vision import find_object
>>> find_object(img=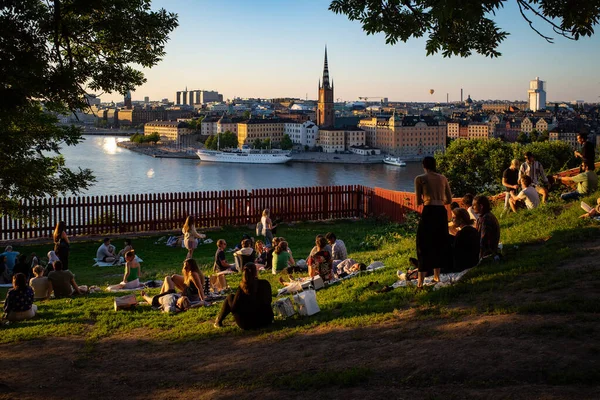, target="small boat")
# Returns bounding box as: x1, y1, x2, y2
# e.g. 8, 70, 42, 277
383, 156, 407, 167
196, 145, 291, 164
